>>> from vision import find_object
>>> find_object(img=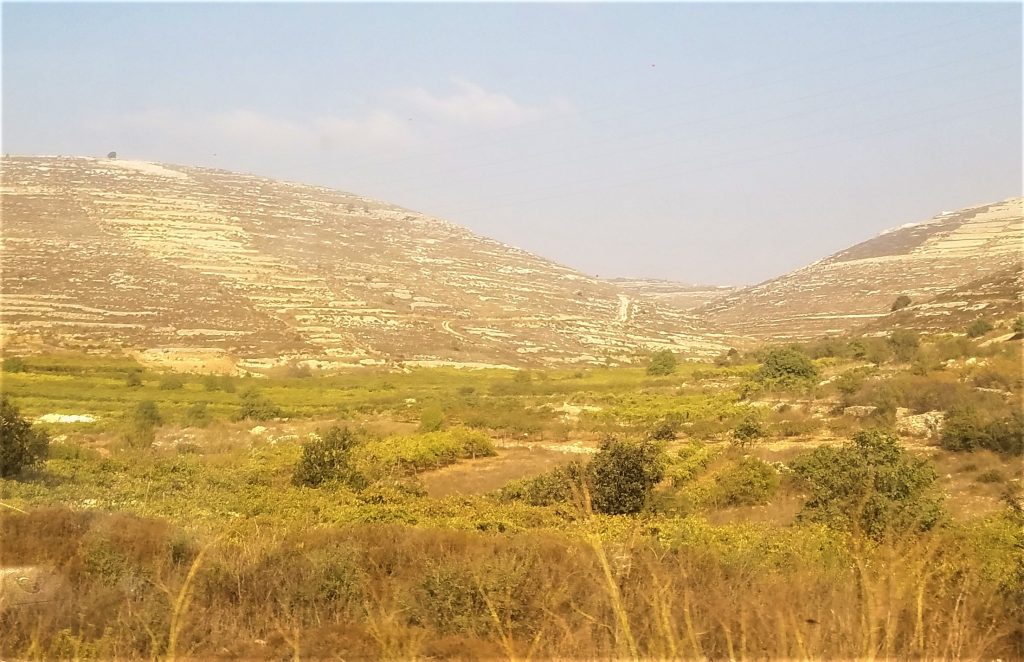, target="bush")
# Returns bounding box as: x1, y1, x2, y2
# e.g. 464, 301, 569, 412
238, 389, 282, 421
647, 413, 683, 441
158, 373, 184, 390
2, 356, 26, 373
966, 319, 994, 338
792, 430, 944, 538
890, 295, 912, 311
1013, 315, 1024, 337
755, 347, 818, 384
419, 407, 445, 433
976, 469, 1005, 484
204, 374, 237, 393
941, 408, 1024, 456
182, 402, 211, 428
121, 401, 162, 448
709, 457, 780, 507
887, 329, 920, 362
498, 461, 587, 506
0, 397, 49, 478
646, 350, 677, 376
292, 426, 366, 488
589, 438, 664, 515
124, 369, 143, 388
